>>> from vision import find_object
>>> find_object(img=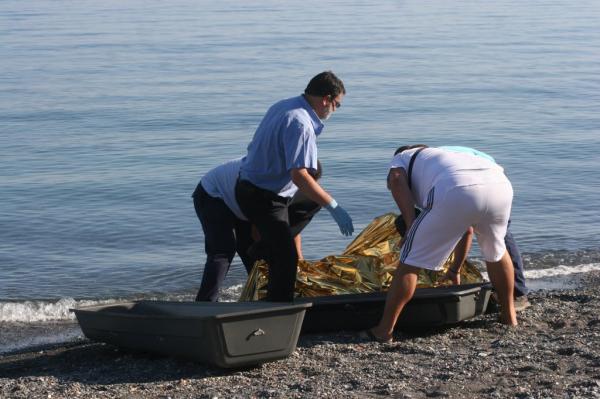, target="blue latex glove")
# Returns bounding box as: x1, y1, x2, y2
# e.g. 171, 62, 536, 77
325, 199, 354, 236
